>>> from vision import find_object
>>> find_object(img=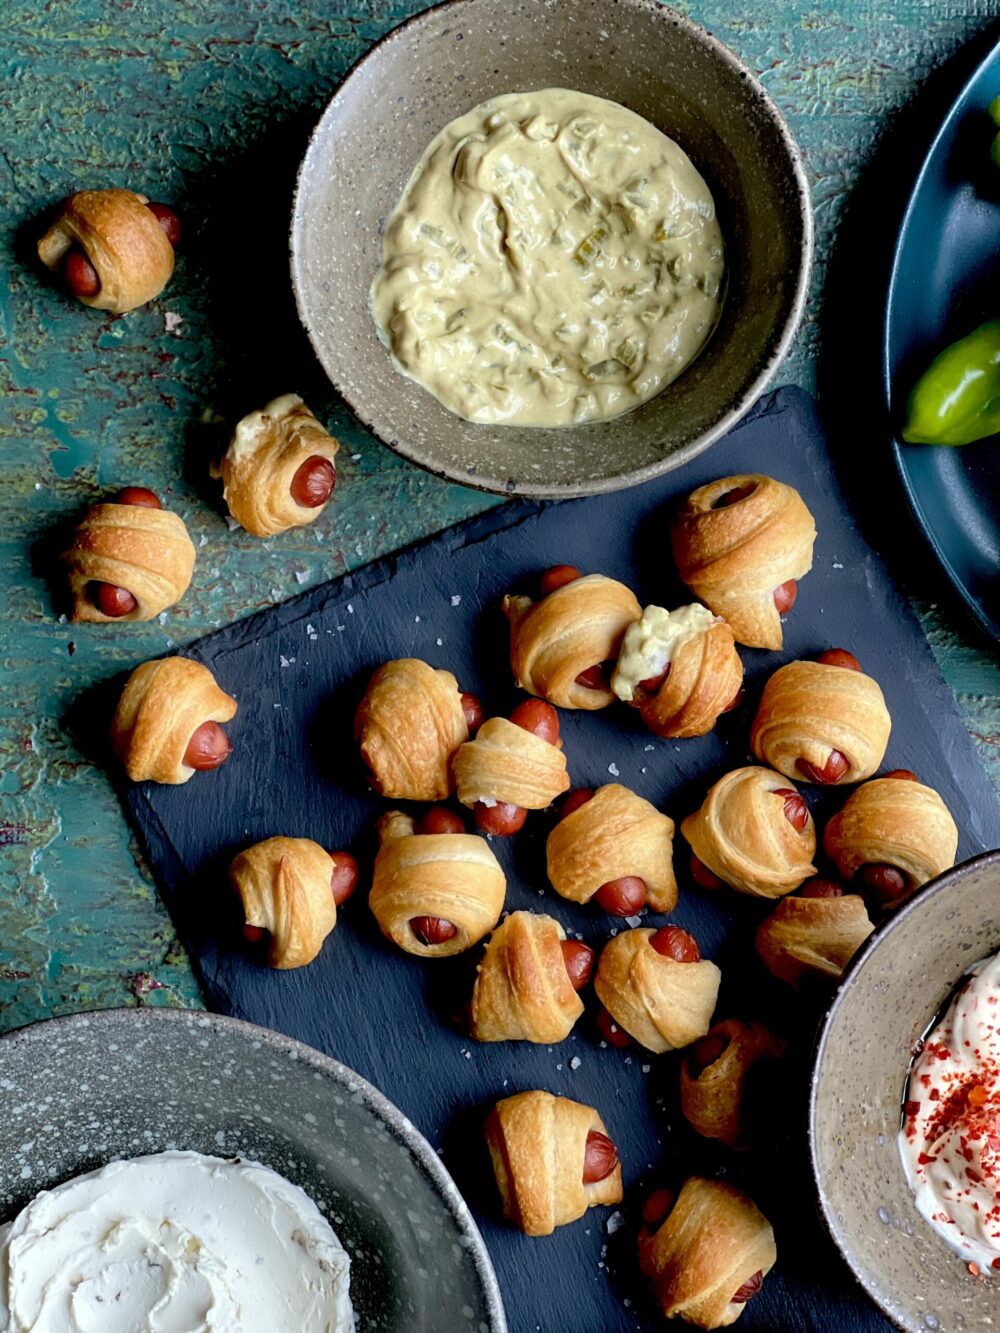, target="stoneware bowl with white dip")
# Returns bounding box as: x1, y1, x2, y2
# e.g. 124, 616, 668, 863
810, 850, 1000, 1333
0, 1008, 506, 1332
291, 0, 812, 497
